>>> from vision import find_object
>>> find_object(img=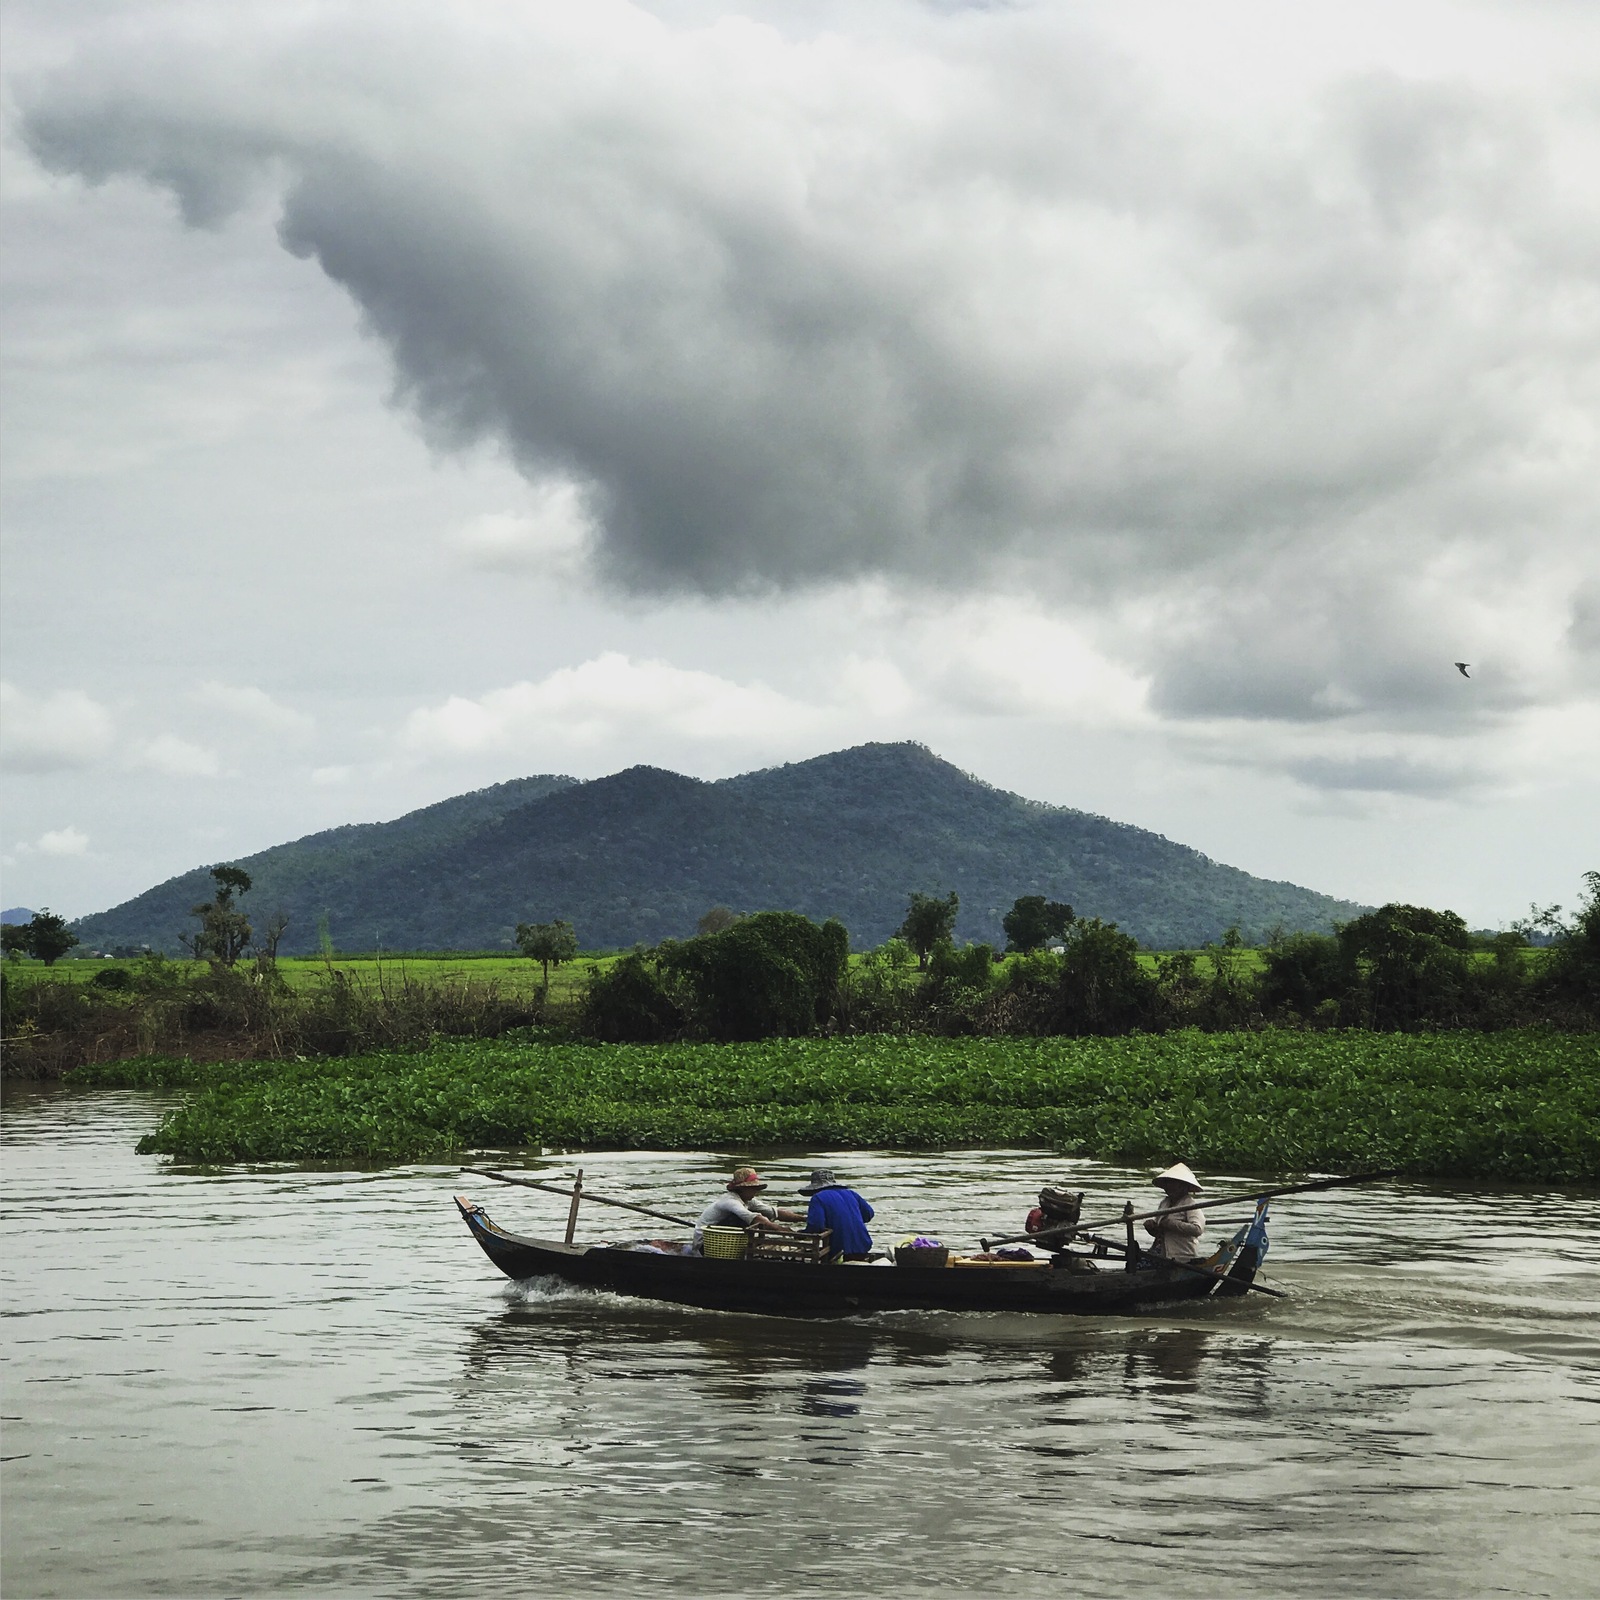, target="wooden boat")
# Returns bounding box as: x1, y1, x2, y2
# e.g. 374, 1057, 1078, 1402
454, 1194, 1272, 1318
